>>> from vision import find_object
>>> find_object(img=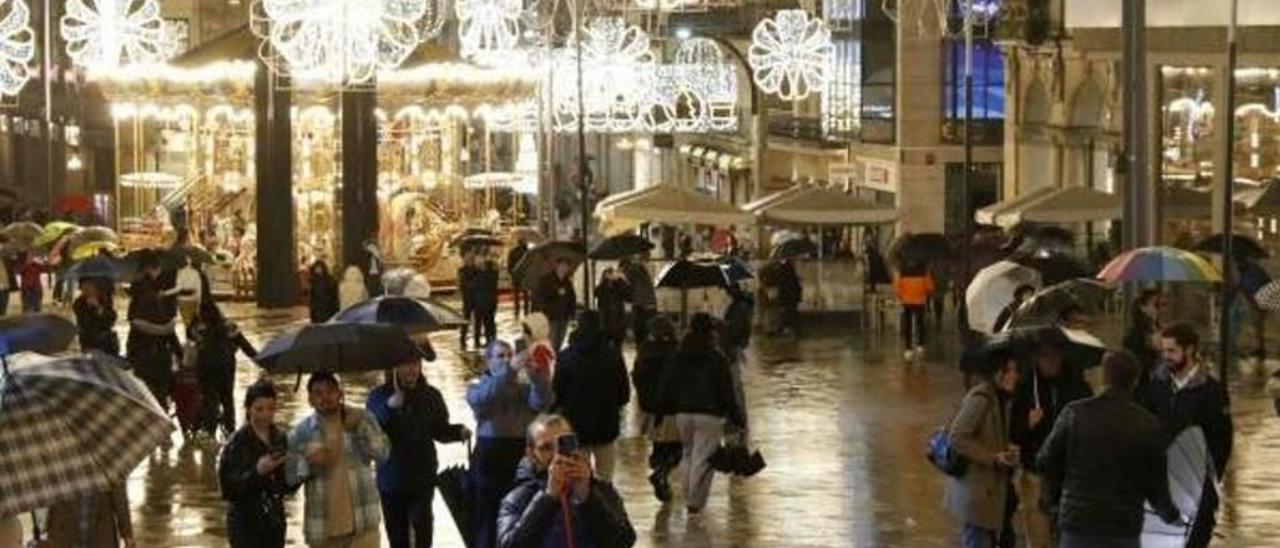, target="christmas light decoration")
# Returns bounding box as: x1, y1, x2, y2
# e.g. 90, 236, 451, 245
552, 17, 655, 133
0, 0, 33, 97
650, 37, 737, 132
61, 0, 167, 69
456, 0, 522, 61
748, 9, 833, 101
254, 0, 429, 85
